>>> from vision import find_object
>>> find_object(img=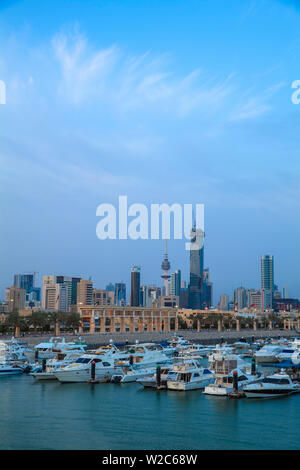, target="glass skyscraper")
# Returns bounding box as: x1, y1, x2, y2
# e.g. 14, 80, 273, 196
188, 228, 204, 309
130, 266, 141, 307
260, 255, 274, 293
